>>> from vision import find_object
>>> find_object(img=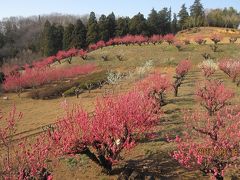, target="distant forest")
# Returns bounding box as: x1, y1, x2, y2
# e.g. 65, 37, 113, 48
0, 0, 239, 65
